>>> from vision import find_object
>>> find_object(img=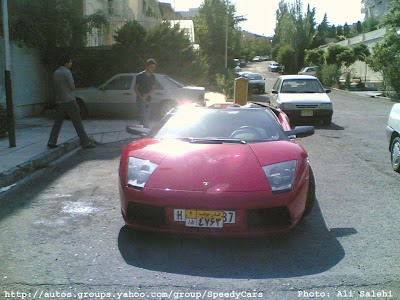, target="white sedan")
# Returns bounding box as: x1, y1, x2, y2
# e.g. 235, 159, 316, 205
271, 75, 333, 125
386, 103, 400, 172
75, 73, 206, 118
